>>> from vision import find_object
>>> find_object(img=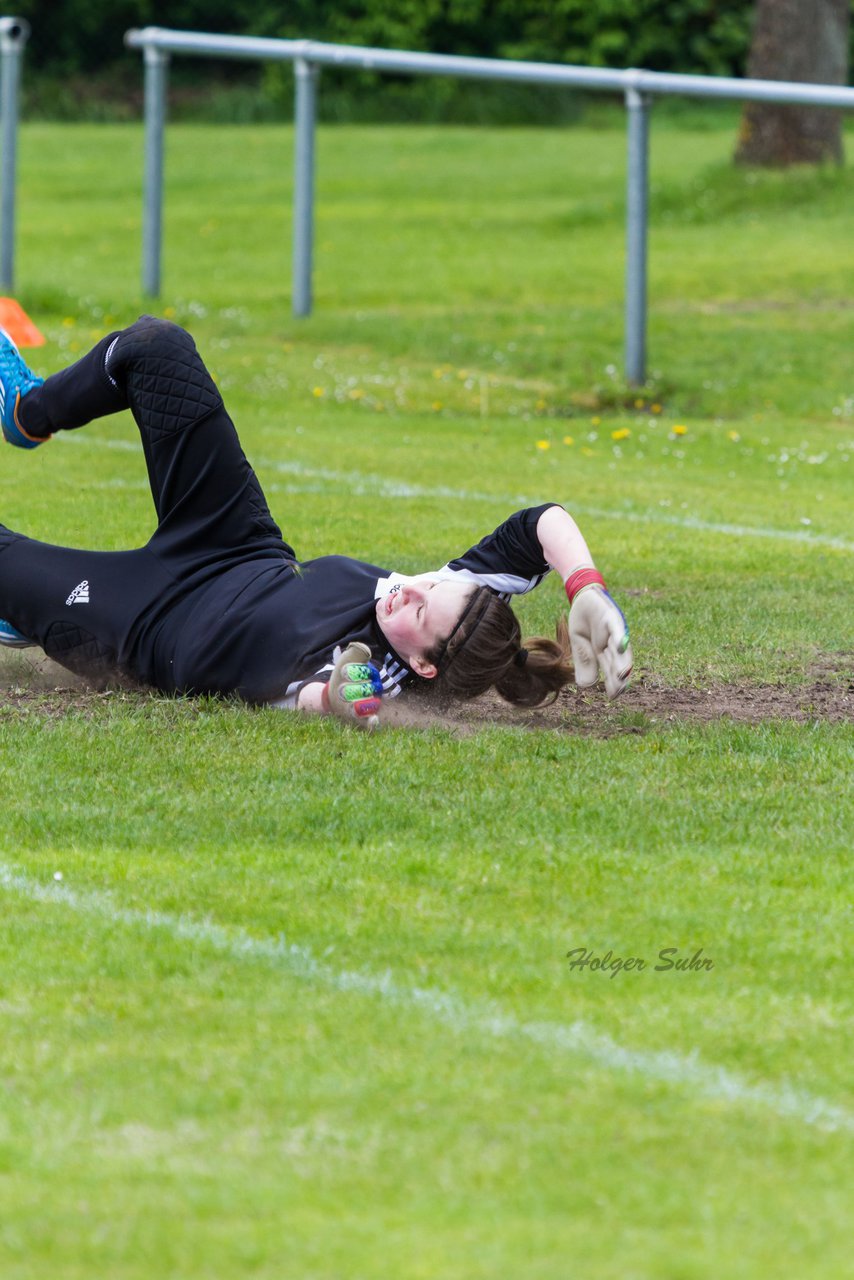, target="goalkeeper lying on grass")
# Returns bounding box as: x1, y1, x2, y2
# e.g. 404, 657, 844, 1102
0, 318, 632, 727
